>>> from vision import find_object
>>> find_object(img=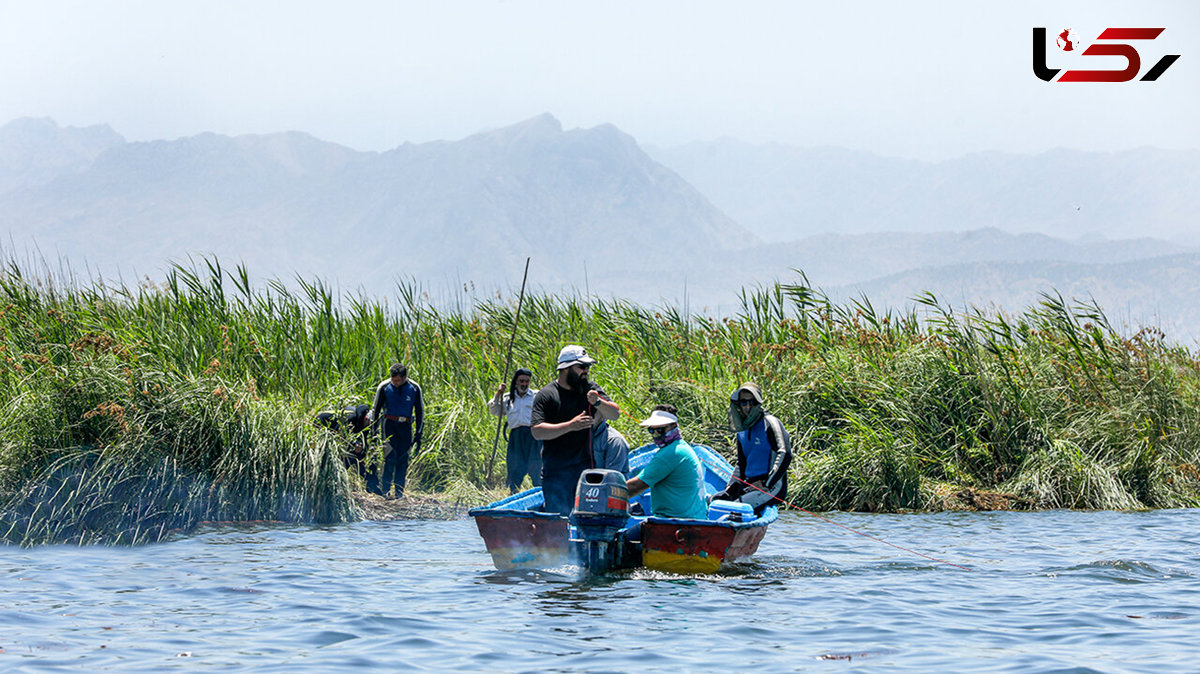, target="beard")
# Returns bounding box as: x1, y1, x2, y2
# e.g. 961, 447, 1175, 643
565, 368, 589, 389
